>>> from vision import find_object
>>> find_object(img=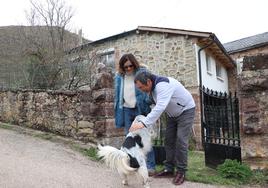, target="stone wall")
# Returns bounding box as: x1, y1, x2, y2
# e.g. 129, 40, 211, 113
228, 68, 239, 94
0, 67, 125, 148
239, 55, 268, 169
